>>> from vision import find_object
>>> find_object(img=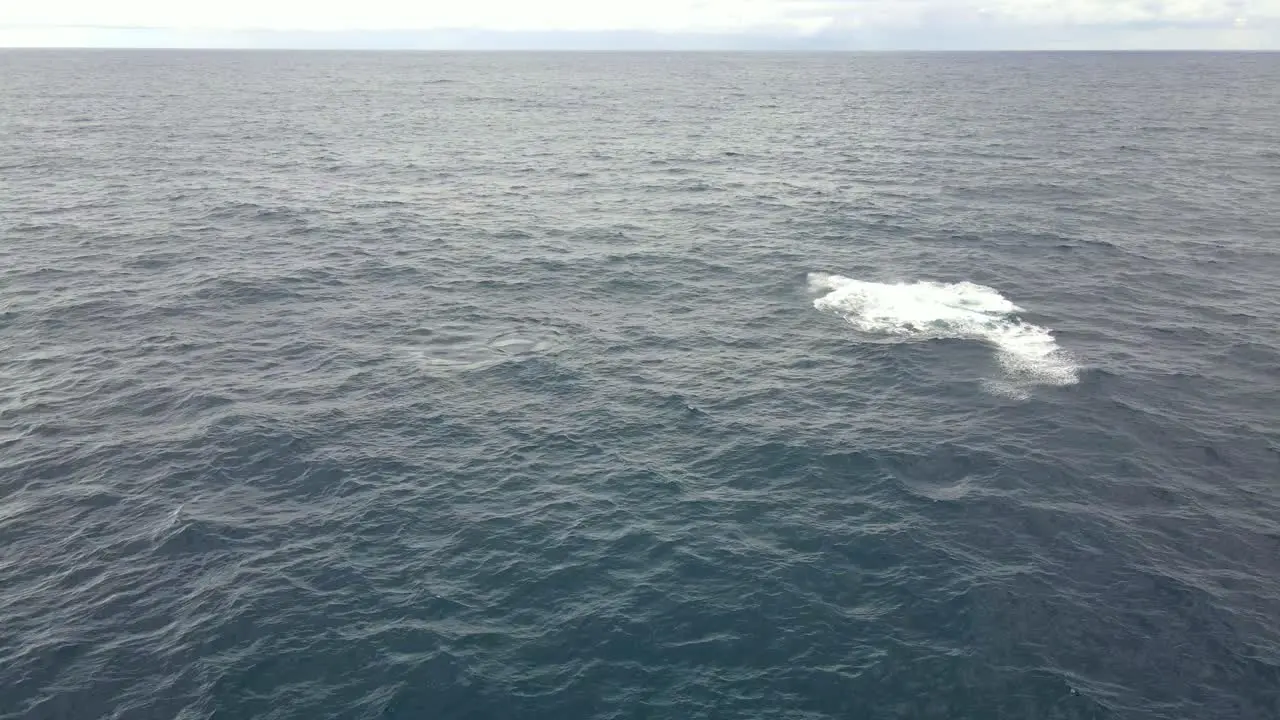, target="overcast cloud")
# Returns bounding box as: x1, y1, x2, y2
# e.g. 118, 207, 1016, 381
1, 0, 1276, 48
